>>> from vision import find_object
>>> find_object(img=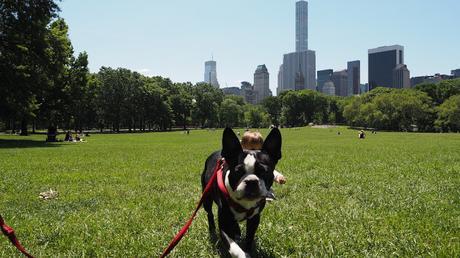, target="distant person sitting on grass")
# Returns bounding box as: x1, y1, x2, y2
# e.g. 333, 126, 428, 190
359, 130, 366, 139
241, 130, 286, 201
46, 125, 58, 142
65, 131, 73, 141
